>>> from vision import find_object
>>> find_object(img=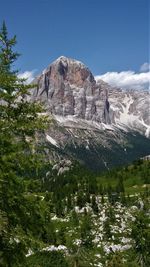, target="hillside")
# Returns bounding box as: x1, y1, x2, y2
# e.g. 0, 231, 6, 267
2, 159, 149, 267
